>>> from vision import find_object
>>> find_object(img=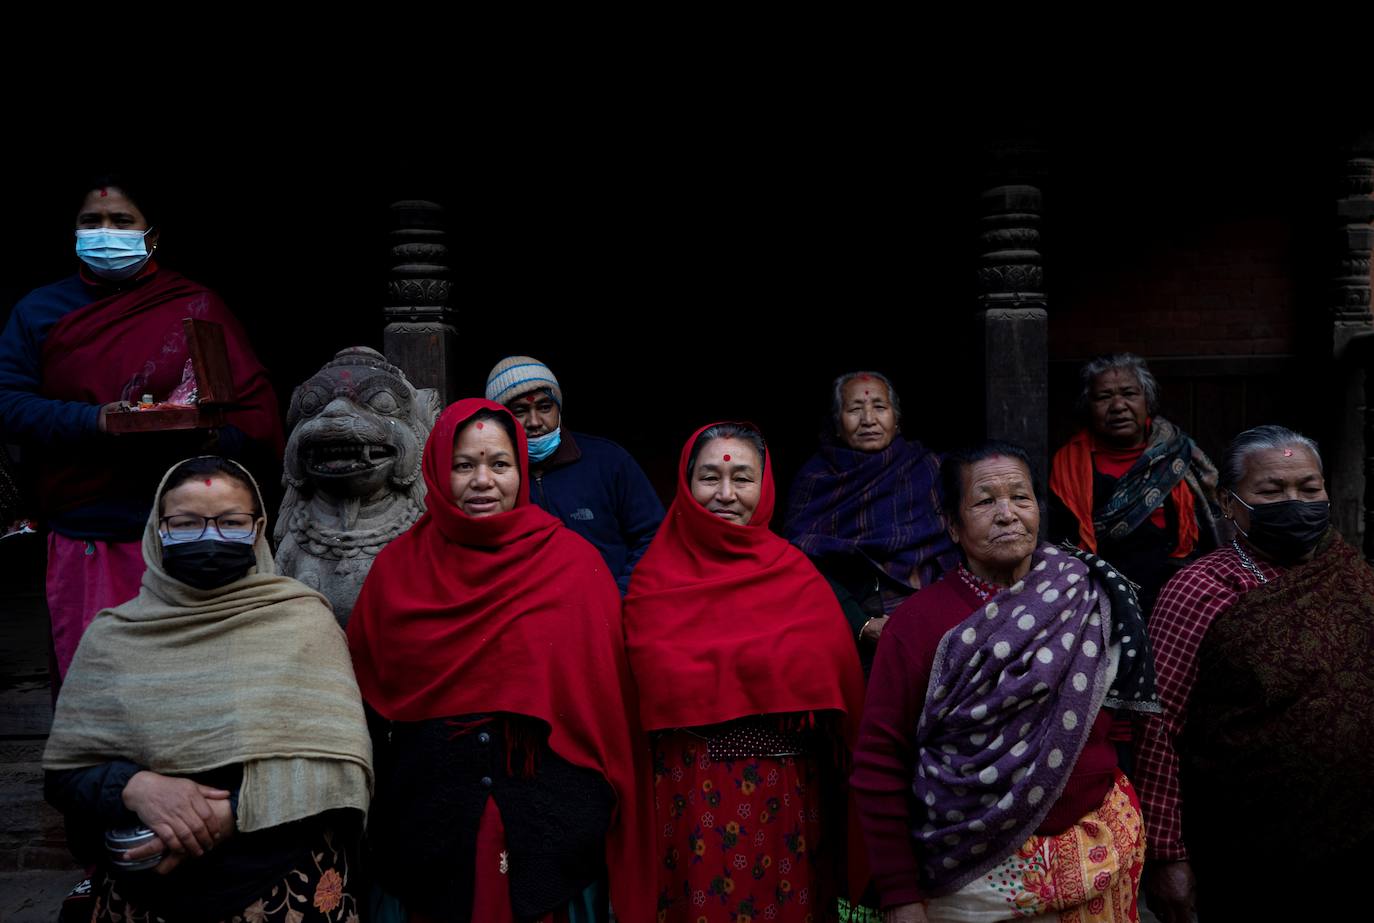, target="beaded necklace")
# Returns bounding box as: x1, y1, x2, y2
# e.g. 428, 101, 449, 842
956, 563, 1000, 602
